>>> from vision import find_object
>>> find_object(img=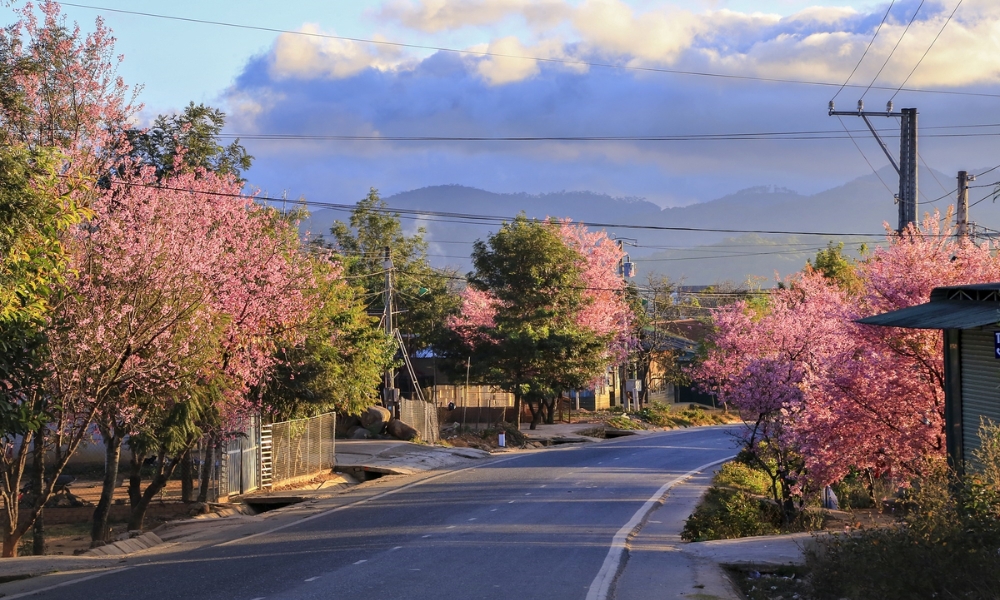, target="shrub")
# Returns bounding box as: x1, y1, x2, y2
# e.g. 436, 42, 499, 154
715, 461, 772, 496
681, 487, 781, 541
807, 421, 1000, 599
